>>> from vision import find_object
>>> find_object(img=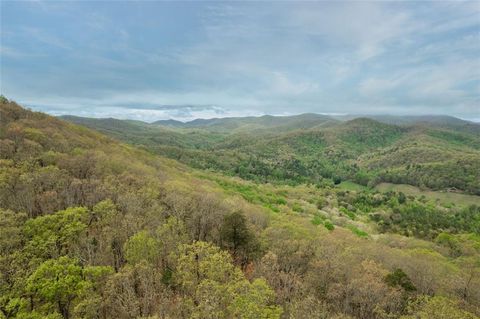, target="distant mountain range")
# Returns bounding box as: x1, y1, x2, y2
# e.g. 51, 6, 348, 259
62, 113, 480, 133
